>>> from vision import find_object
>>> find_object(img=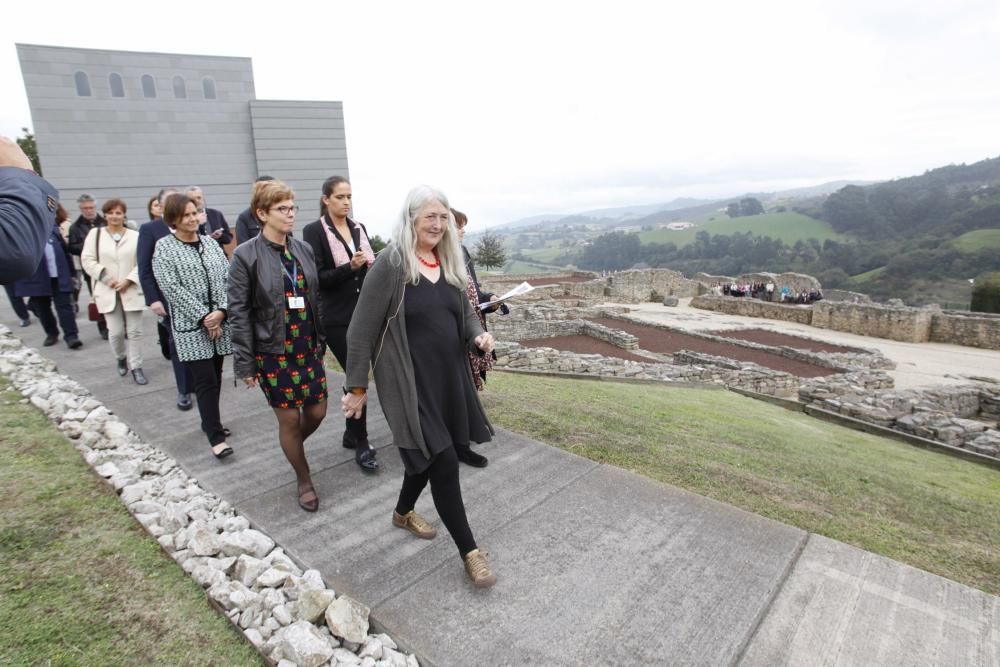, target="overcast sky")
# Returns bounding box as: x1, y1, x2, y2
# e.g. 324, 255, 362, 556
3, 0, 998, 237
